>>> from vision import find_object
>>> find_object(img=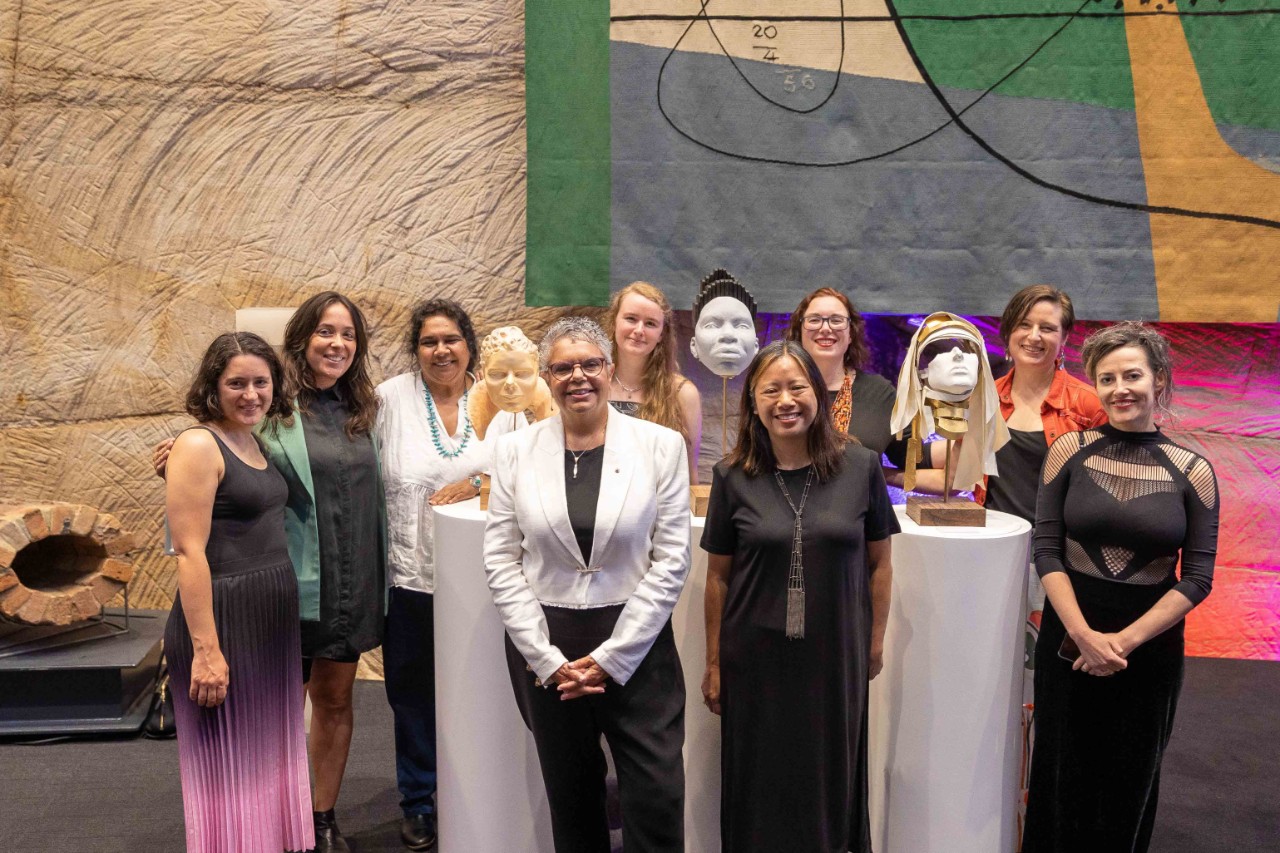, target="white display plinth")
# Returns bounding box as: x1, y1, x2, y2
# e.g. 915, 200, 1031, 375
433, 500, 553, 853
868, 506, 1031, 853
